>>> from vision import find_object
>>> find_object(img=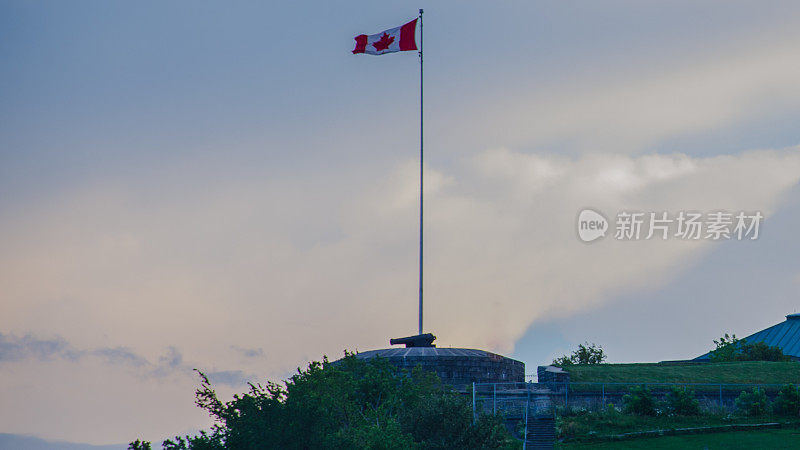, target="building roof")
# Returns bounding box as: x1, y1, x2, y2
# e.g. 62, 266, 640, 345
354, 347, 506, 359
695, 313, 800, 360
